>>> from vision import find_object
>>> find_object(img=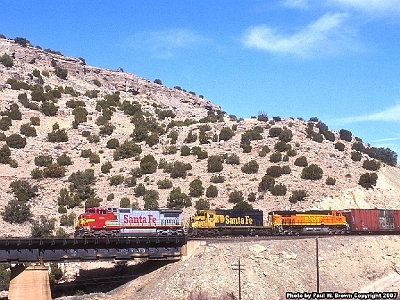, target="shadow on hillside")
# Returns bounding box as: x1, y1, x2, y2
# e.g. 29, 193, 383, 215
51, 259, 176, 298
